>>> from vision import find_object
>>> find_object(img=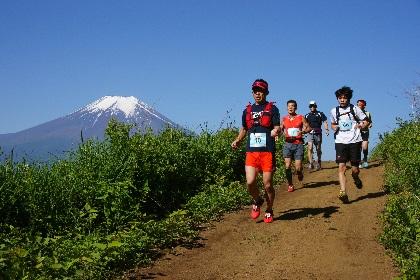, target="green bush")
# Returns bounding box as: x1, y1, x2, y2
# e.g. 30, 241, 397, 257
380, 192, 420, 279
0, 119, 285, 279
372, 119, 420, 279
371, 120, 420, 194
